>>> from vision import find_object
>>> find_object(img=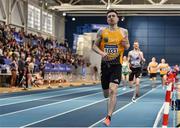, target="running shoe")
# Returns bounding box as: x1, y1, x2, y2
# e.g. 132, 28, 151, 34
103, 115, 111, 126
132, 97, 136, 103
